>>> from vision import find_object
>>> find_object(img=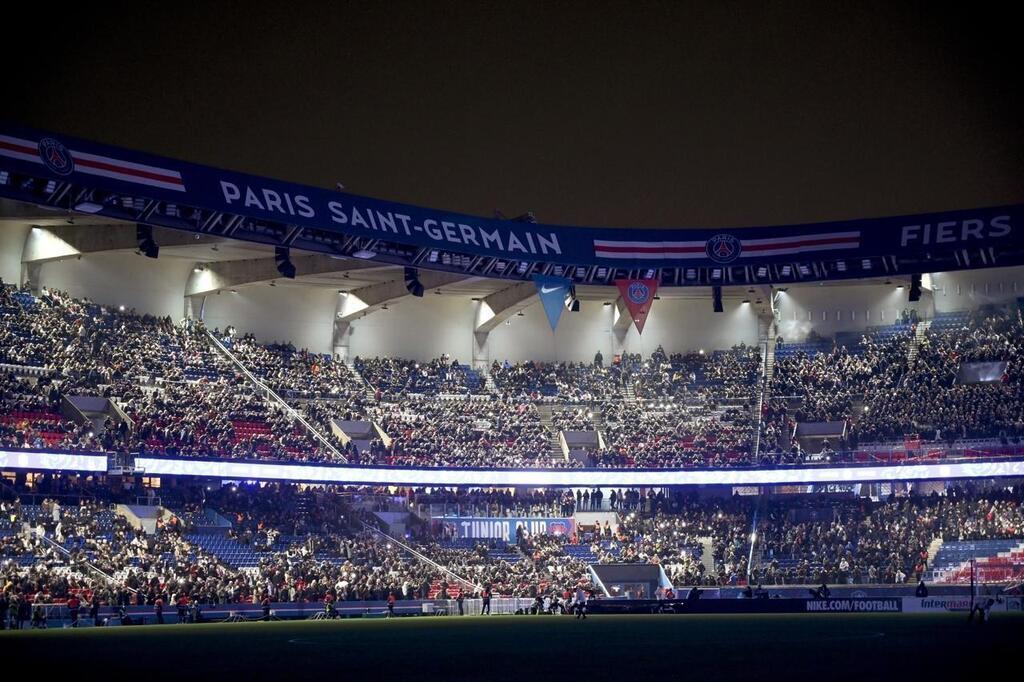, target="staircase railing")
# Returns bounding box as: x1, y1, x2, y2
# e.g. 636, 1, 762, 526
204, 329, 348, 463
752, 336, 773, 459
747, 505, 761, 583
35, 528, 138, 594
360, 520, 482, 594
